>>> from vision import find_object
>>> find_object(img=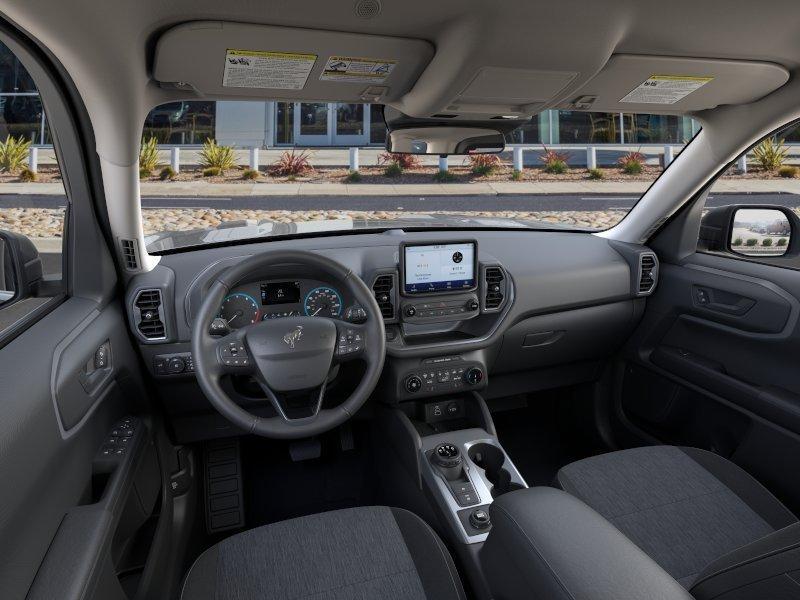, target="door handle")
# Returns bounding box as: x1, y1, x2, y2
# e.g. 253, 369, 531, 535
693, 286, 755, 316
